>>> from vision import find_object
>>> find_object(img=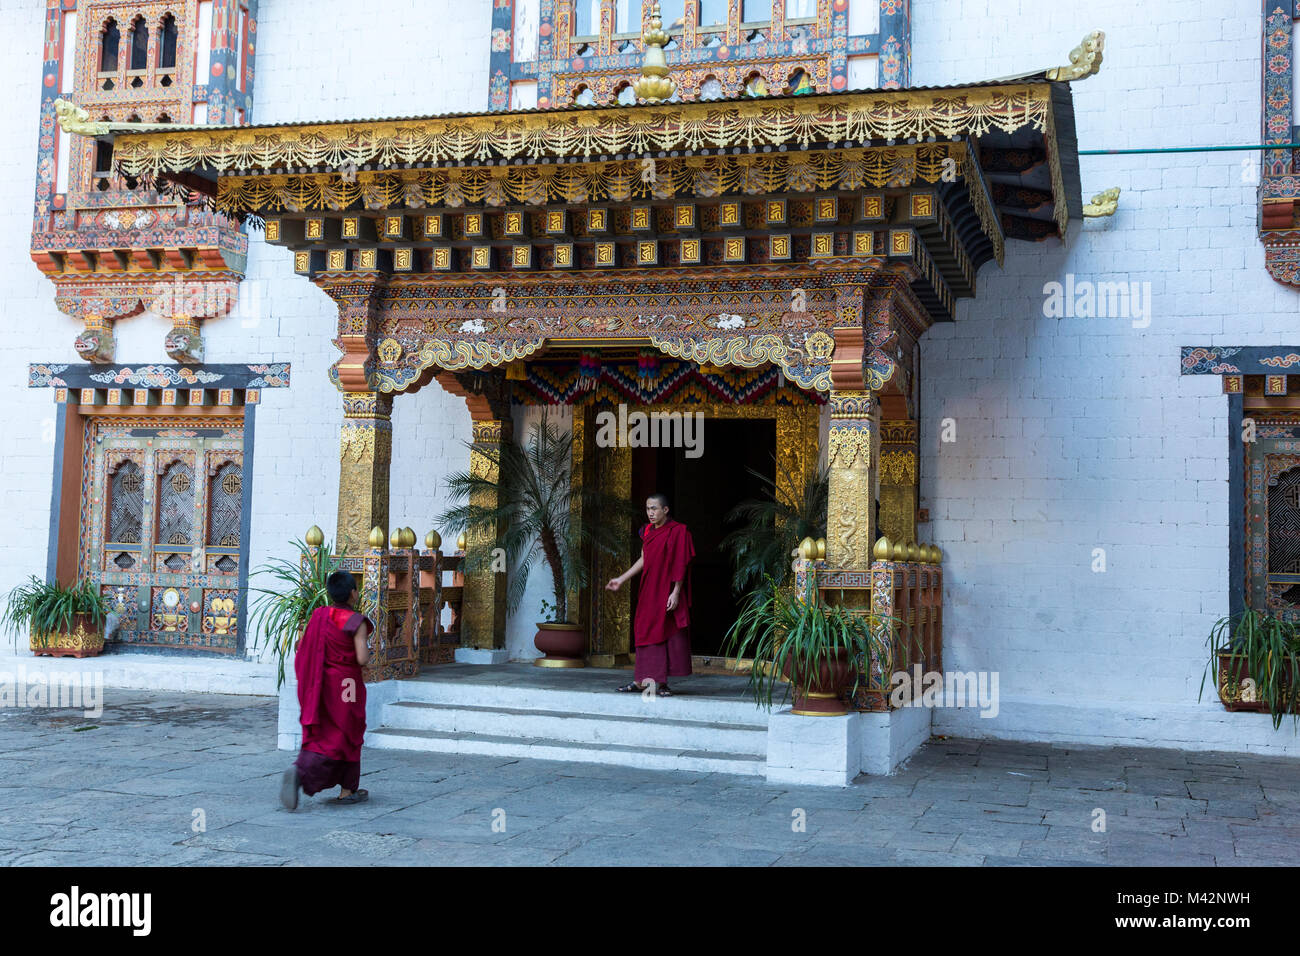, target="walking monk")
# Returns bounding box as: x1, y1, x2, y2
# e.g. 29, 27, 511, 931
280, 570, 373, 808
606, 493, 695, 696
